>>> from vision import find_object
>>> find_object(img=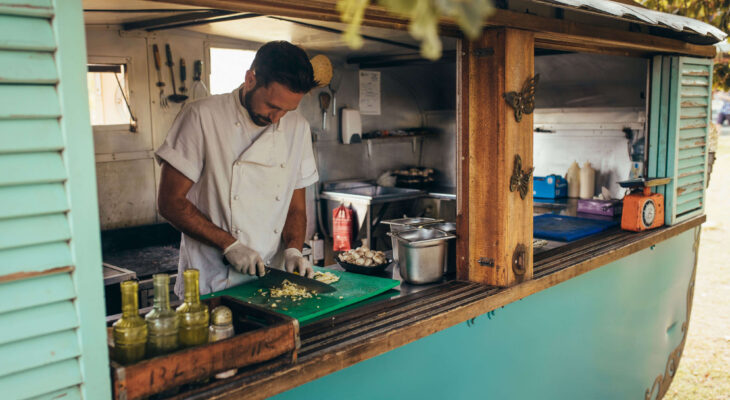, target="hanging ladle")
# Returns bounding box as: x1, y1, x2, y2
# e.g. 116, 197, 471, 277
319, 91, 331, 131
165, 44, 188, 103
